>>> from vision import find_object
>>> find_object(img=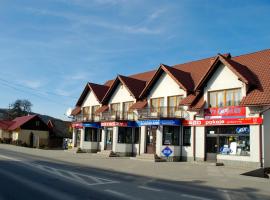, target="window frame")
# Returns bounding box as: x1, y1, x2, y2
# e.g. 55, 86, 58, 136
208, 88, 242, 108
162, 126, 180, 146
